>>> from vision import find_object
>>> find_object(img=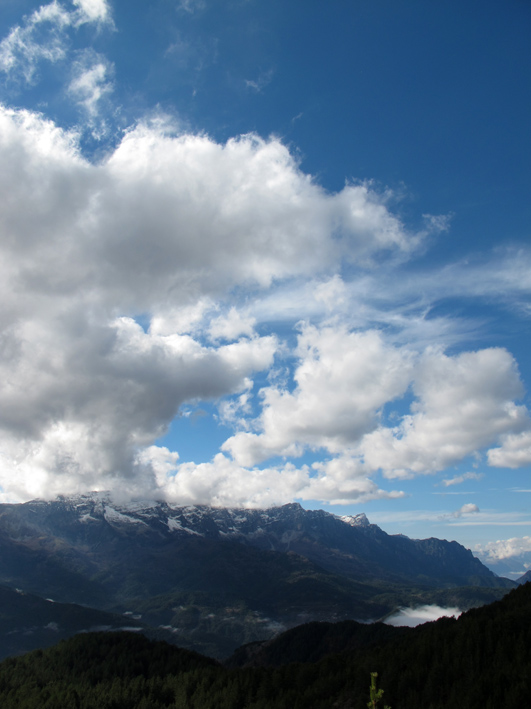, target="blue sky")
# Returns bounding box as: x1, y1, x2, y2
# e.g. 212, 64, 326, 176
0, 0, 530, 571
